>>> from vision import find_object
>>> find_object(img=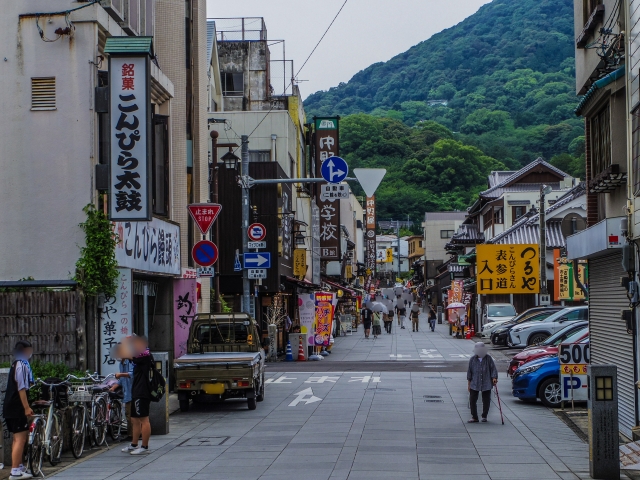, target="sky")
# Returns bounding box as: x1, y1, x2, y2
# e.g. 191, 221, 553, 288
205, 0, 492, 99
